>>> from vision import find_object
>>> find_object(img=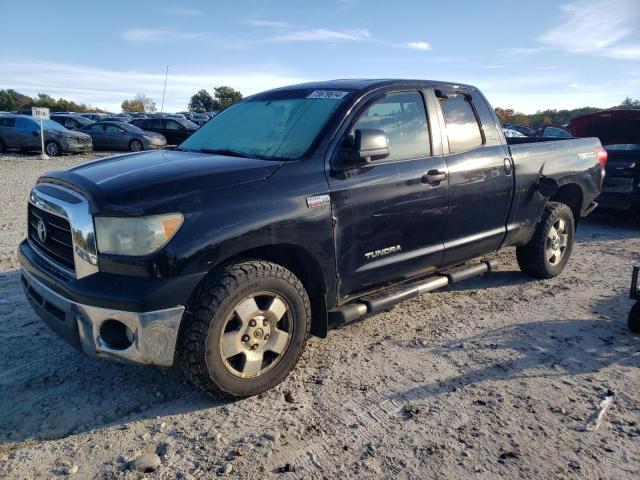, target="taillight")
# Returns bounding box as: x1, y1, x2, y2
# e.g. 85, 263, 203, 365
596, 146, 608, 169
